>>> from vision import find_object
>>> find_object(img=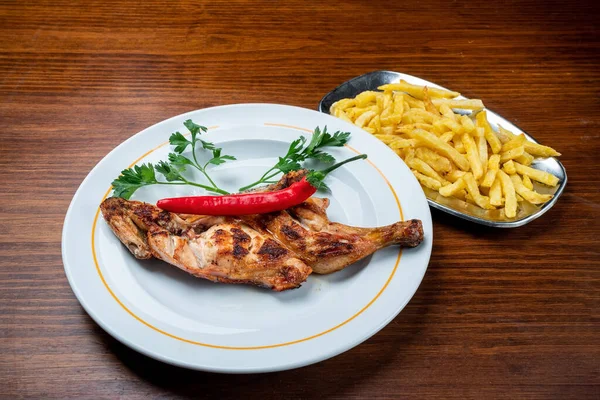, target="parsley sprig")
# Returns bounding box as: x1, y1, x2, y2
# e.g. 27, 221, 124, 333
167, 120, 236, 192
111, 120, 235, 199
238, 126, 350, 191
305, 154, 368, 190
